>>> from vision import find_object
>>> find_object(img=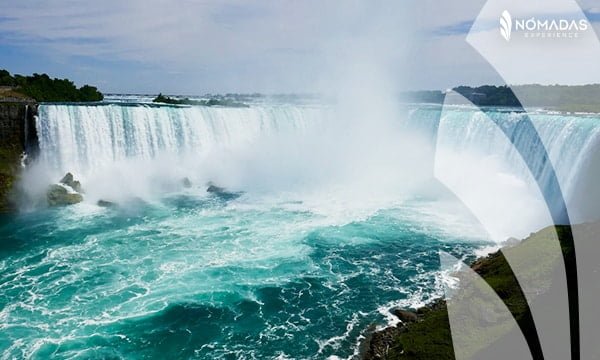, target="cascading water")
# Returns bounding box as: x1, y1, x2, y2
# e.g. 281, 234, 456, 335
30, 103, 341, 205
2, 101, 600, 359
30, 103, 600, 231
435, 107, 600, 230
36, 104, 324, 176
